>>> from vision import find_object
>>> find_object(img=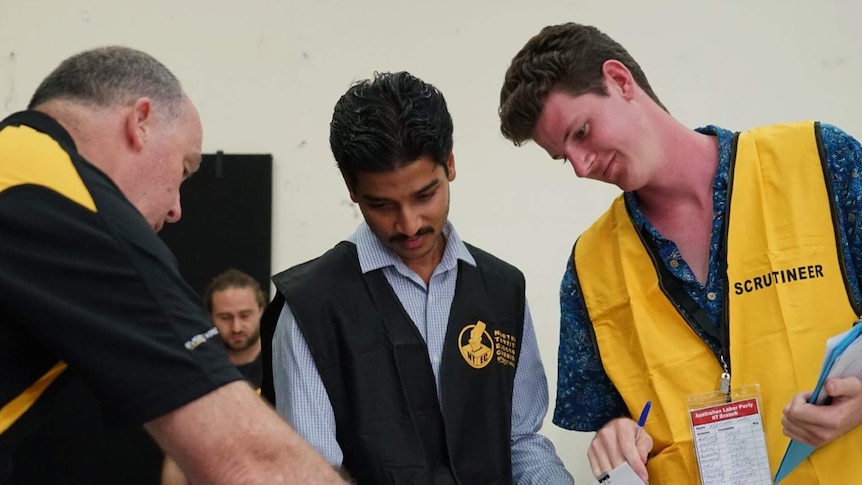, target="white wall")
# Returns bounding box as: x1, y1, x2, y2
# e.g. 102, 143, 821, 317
3, 0, 861, 482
